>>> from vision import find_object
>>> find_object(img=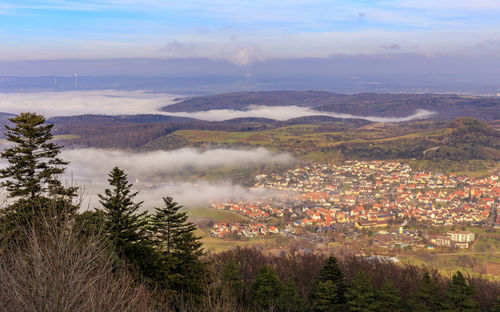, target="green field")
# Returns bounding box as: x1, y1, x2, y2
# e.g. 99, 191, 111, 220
143, 121, 499, 174
187, 207, 248, 224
